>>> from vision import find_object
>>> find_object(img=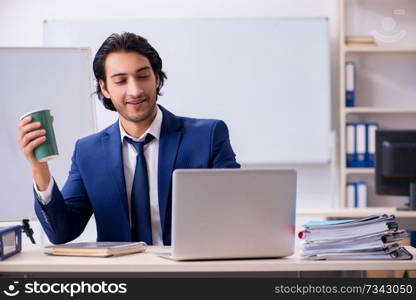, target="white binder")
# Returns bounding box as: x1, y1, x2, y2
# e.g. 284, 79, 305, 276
346, 182, 356, 208
356, 123, 366, 166
366, 123, 379, 167
356, 181, 368, 208
346, 123, 356, 167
